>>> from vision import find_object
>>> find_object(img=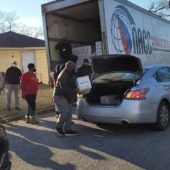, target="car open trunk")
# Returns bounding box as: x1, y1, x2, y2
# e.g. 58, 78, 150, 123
85, 54, 143, 105
86, 81, 134, 105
